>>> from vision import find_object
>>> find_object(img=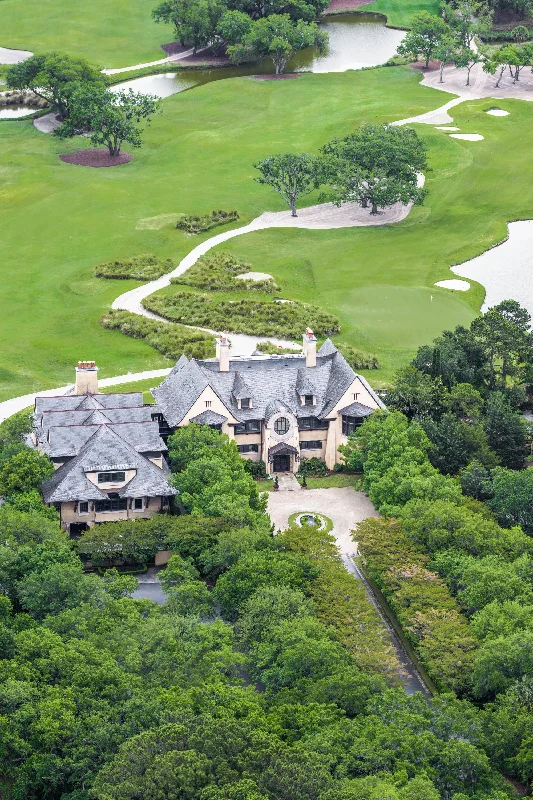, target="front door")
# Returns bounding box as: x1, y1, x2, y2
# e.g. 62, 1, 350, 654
273, 454, 291, 472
